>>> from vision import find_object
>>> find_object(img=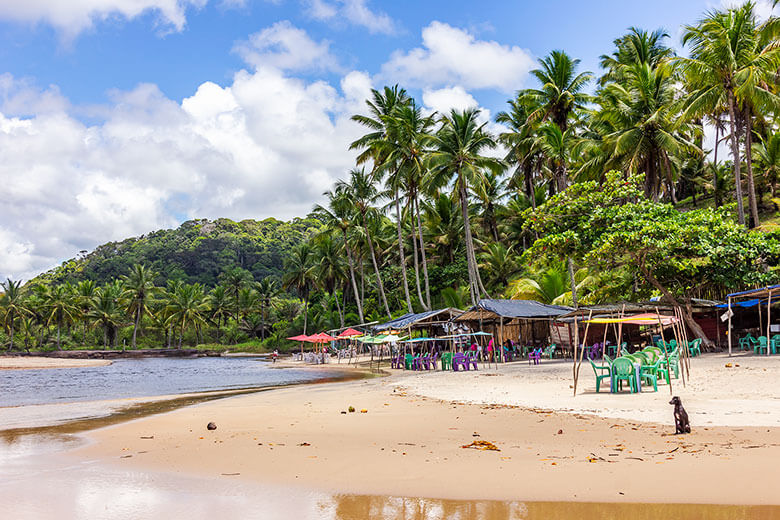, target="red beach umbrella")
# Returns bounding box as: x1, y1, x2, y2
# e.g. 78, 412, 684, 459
336, 328, 362, 338
287, 334, 310, 341
308, 332, 337, 343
